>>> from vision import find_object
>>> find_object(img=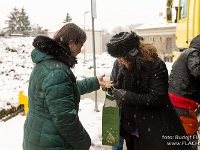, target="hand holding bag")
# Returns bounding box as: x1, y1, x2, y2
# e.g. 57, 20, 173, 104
102, 87, 120, 146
